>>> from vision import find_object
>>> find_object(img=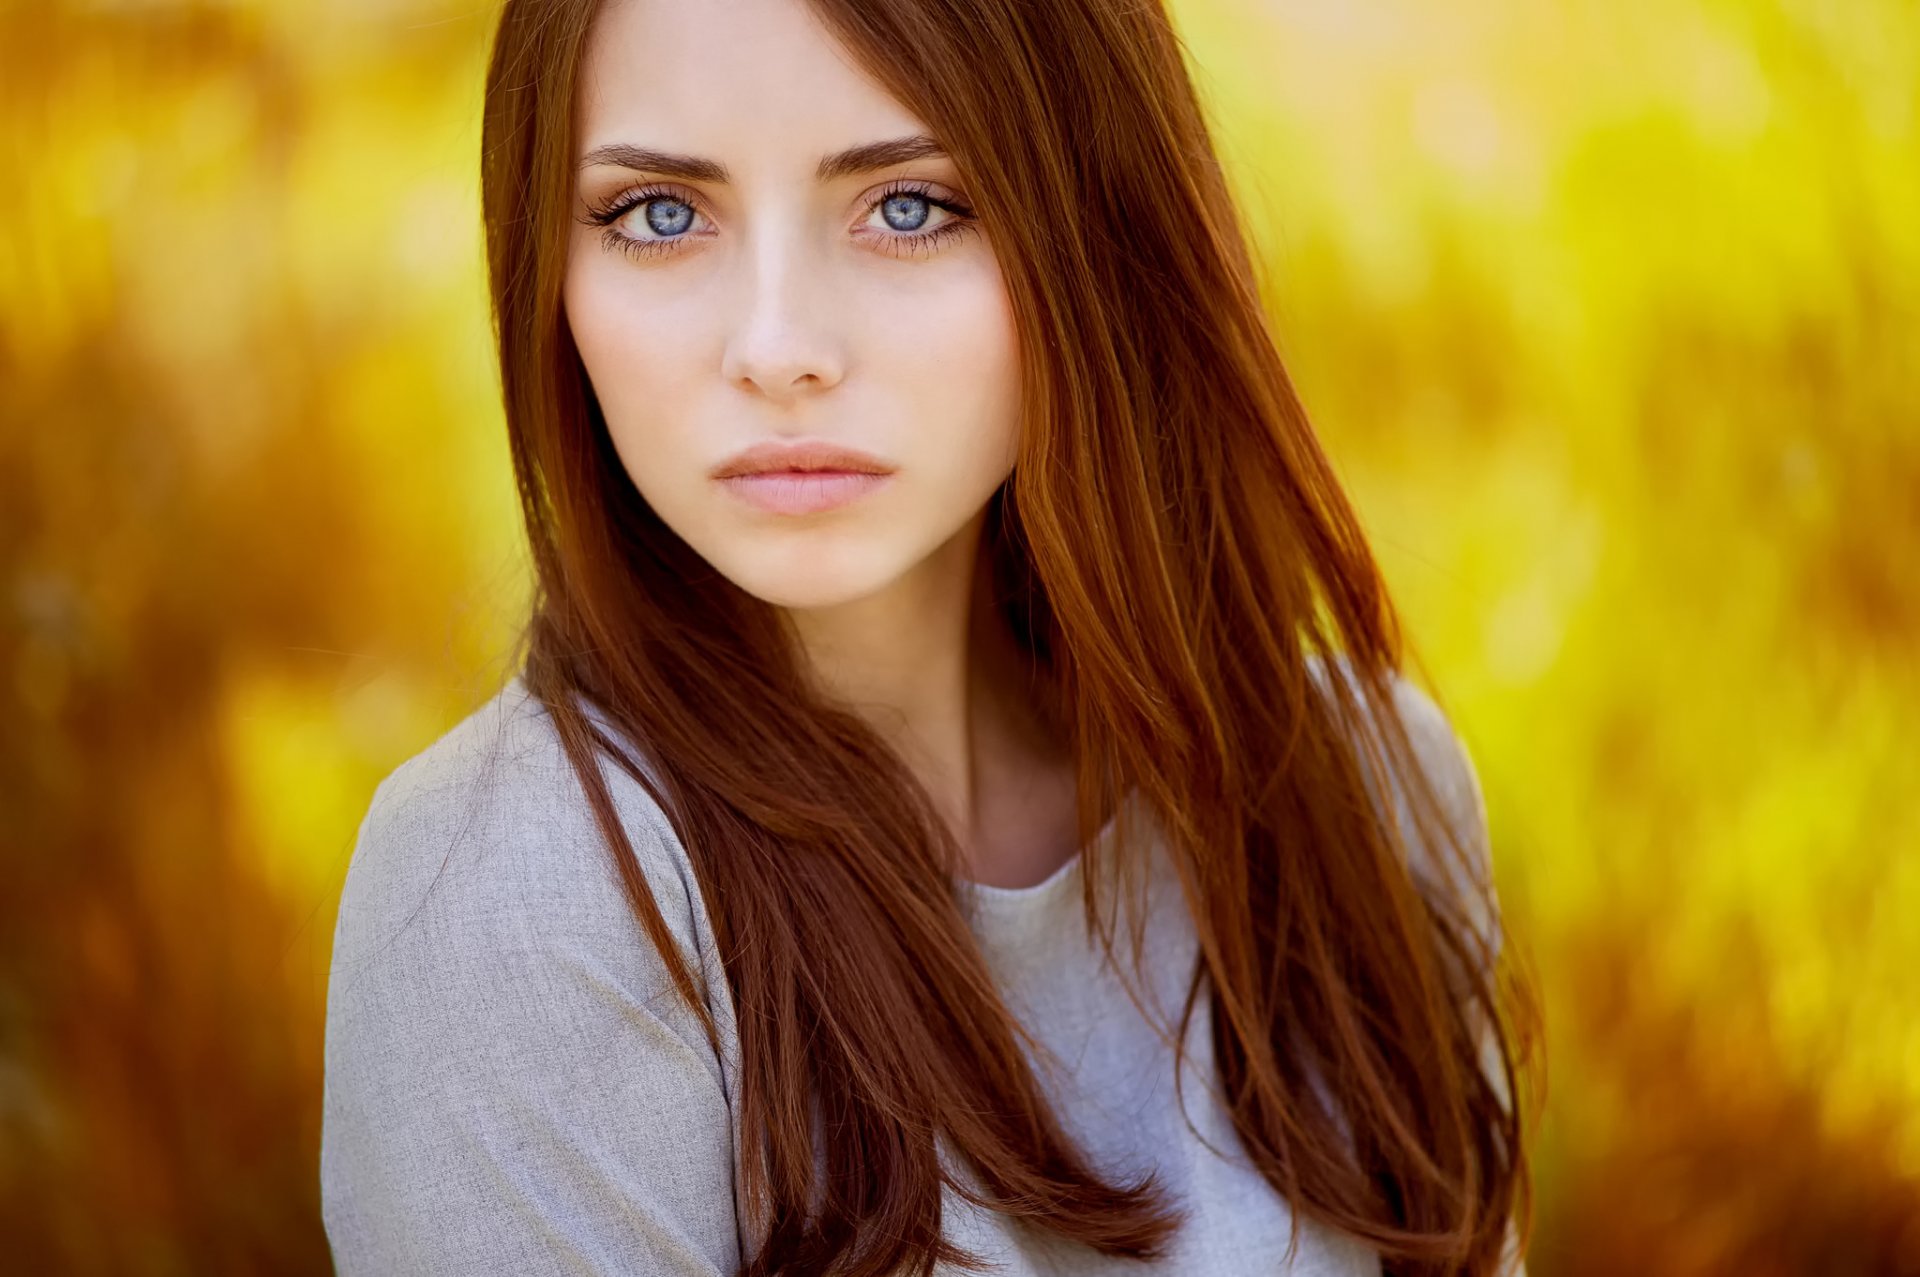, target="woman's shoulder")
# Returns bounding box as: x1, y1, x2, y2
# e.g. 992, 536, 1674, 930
358, 672, 661, 844
321, 675, 742, 1273
1307, 650, 1500, 951
1306, 650, 1485, 824
329, 673, 714, 1013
